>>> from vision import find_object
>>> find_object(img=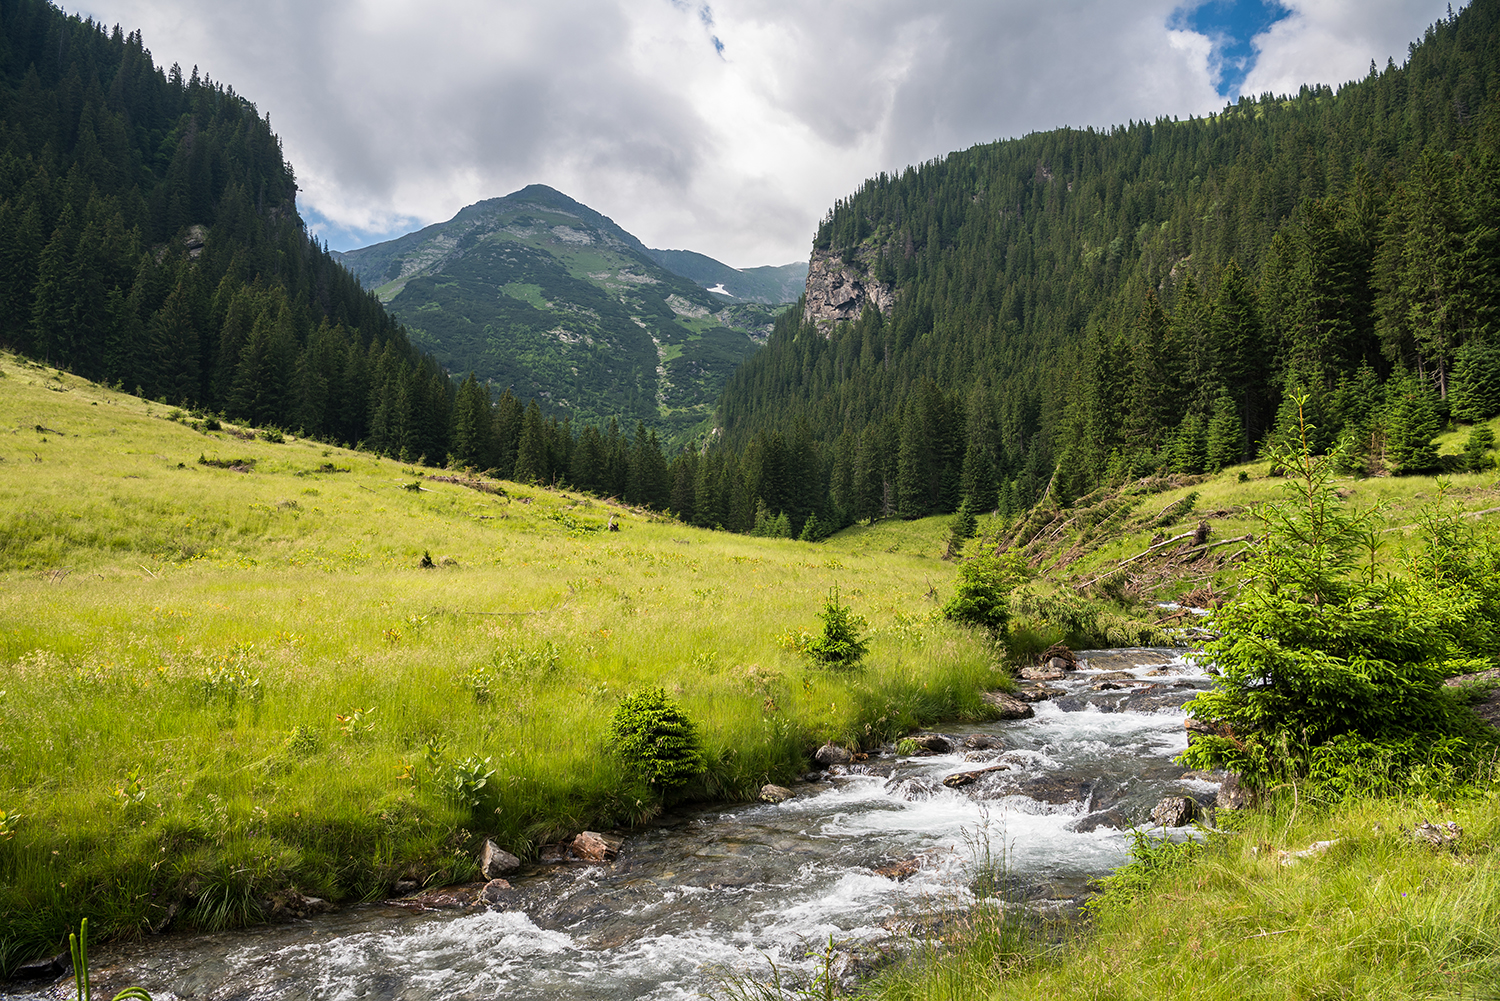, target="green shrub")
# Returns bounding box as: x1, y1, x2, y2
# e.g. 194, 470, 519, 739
609, 688, 705, 788
942, 552, 1028, 635
805, 584, 869, 668
1181, 399, 1499, 791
